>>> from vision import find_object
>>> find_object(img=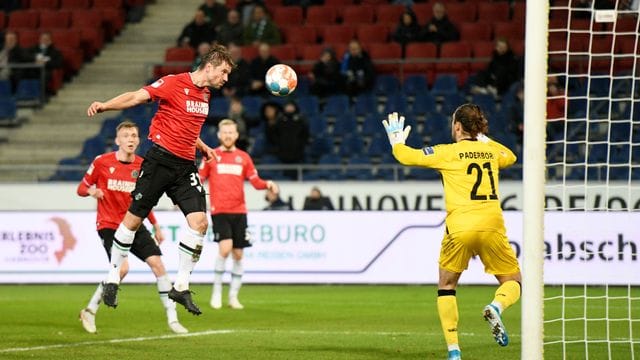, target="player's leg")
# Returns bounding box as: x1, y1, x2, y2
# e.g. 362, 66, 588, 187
437, 232, 474, 360
212, 237, 232, 309
228, 214, 251, 310
478, 231, 521, 347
